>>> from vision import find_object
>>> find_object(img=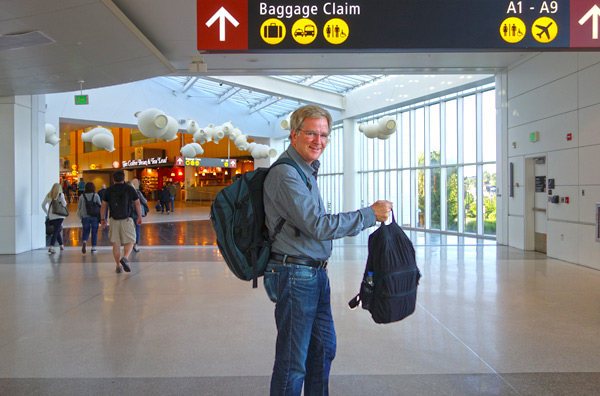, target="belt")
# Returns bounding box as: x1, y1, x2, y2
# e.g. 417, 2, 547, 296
270, 253, 328, 269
